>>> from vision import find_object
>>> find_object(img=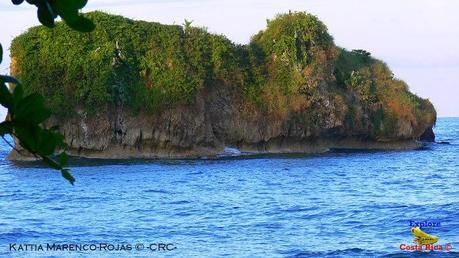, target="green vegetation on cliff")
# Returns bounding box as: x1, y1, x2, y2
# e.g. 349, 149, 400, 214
11, 12, 250, 113
11, 11, 436, 139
